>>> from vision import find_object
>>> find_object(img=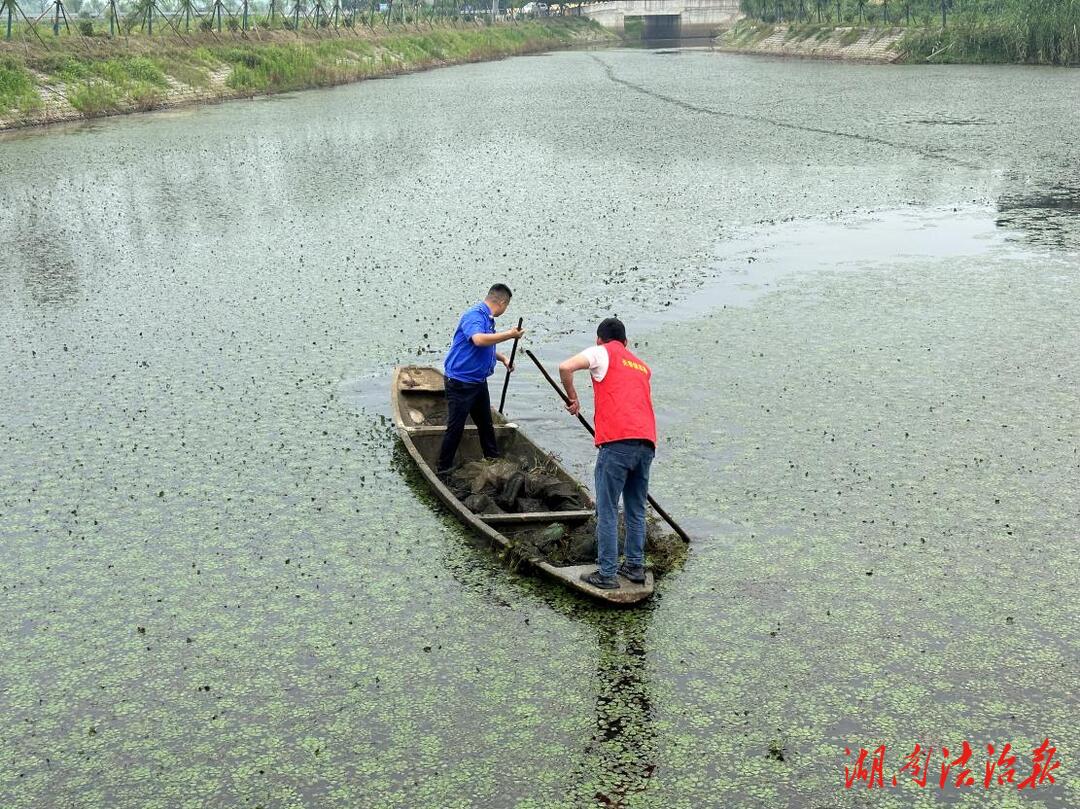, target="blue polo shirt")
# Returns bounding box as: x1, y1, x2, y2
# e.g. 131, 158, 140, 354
444, 301, 497, 383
